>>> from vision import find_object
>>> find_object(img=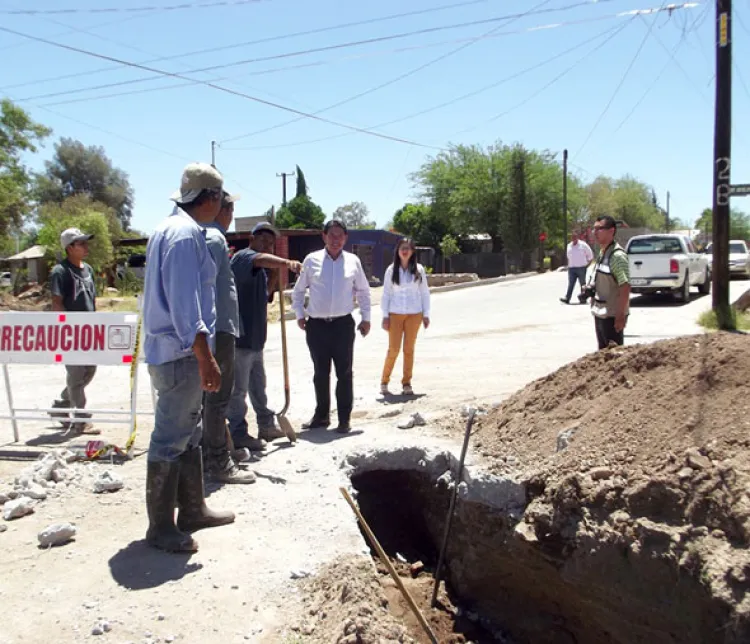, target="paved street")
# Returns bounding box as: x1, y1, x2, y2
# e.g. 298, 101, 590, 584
1, 271, 745, 447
